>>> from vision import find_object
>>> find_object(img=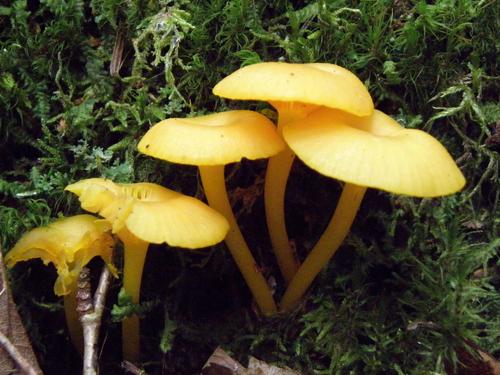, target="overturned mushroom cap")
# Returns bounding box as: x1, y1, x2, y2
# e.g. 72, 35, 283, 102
5, 214, 115, 296
137, 110, 285, 166
282, 108, 466, 197
213, 62, 374, 117
65, 178, 229, 248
